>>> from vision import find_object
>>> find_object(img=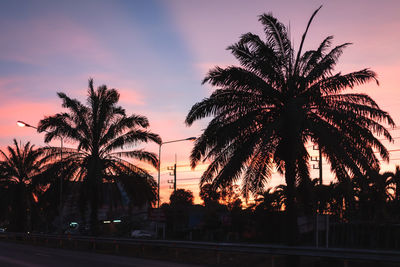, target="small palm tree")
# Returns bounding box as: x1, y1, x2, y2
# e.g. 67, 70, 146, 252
254, 188, 284, 212
0, 139, 44, 232
386, 166, 400, 201
185, 7, 394, 244
38, 79, 161, 234
200, 183, 221, 206
353, 170, 392, 221
370, 170, 393, 221
329, 178, 356, 220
